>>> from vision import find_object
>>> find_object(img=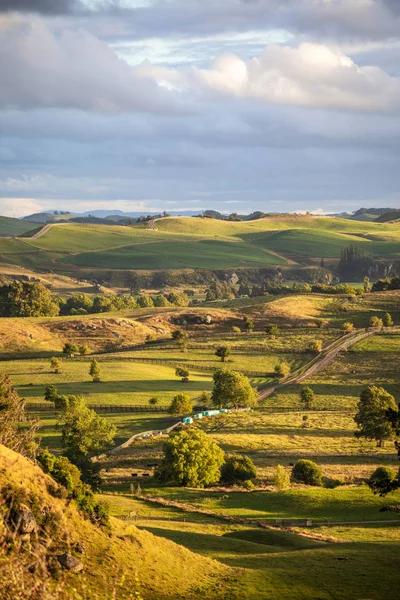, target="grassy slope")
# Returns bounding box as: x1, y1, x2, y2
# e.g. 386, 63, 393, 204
2, 215, 398, 271
100, 491, 400, 600
0, 444, 230, 600
0, 216, 37, 237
